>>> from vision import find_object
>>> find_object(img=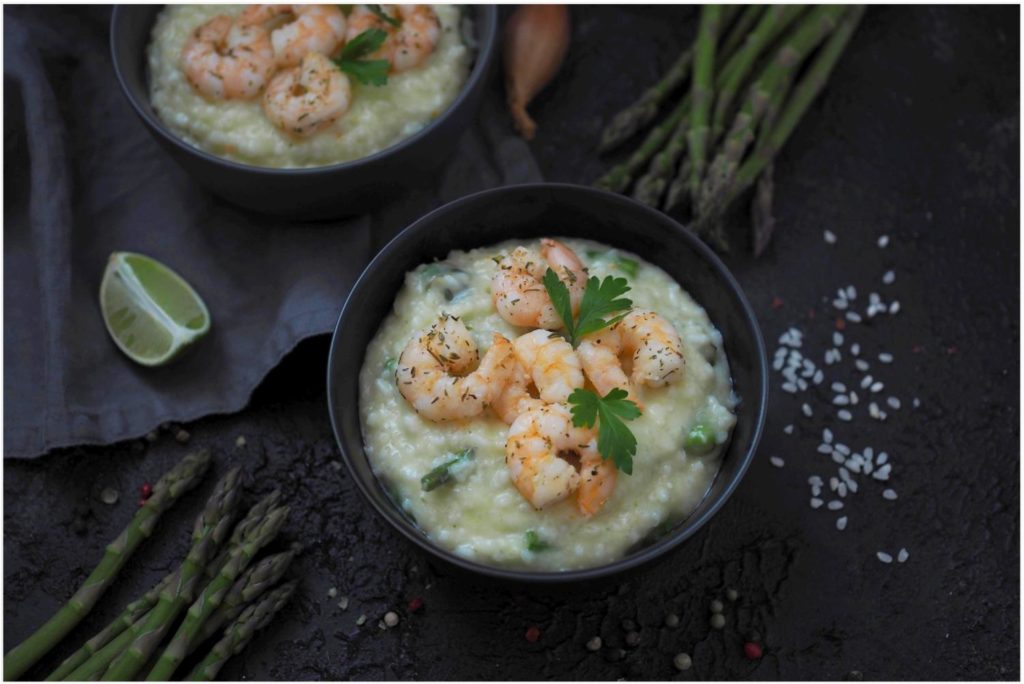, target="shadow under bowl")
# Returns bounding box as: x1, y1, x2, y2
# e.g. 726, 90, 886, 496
327, 183, 768, 584
109, 5, 499, 219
